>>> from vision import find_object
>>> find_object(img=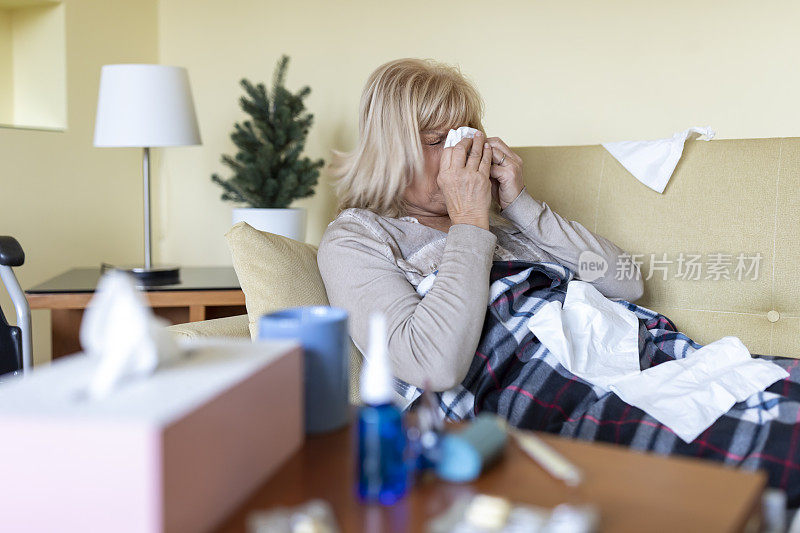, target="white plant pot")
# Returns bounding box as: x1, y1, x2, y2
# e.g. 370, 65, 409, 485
232, 207, 307, 241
